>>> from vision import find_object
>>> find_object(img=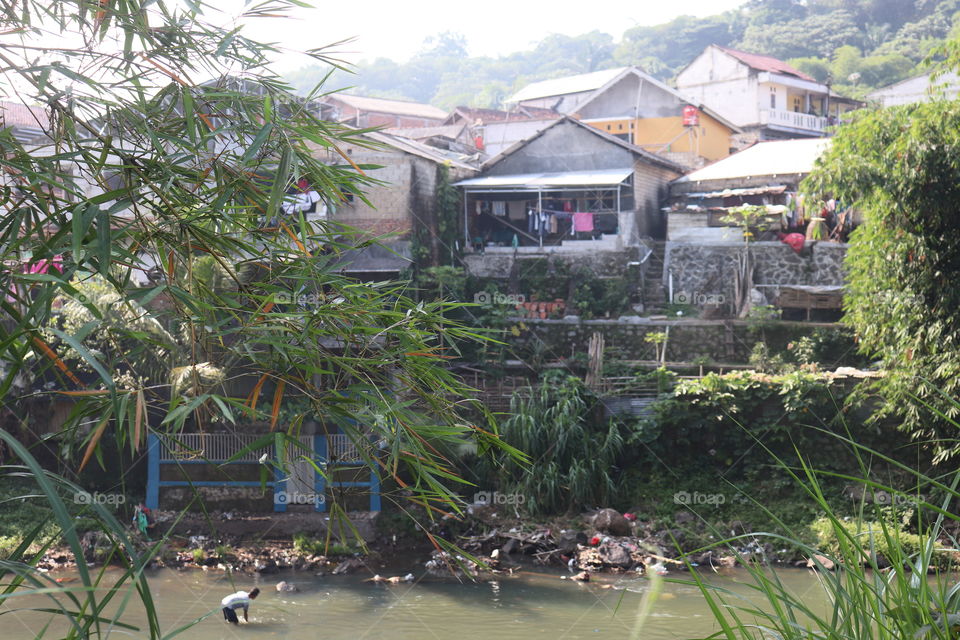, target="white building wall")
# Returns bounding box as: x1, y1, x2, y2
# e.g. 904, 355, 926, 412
868, 72, 960, 107
482, 119, 557, 157
676, 48, 759, 127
